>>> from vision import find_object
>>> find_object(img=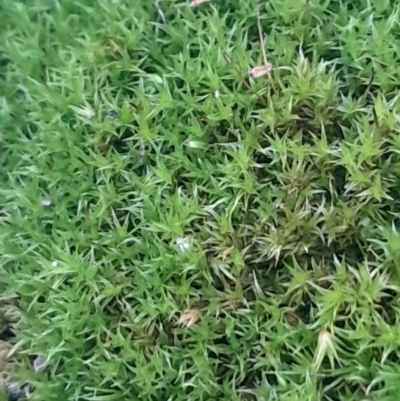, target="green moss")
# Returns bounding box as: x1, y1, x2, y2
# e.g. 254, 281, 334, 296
2, 0, 400, 400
